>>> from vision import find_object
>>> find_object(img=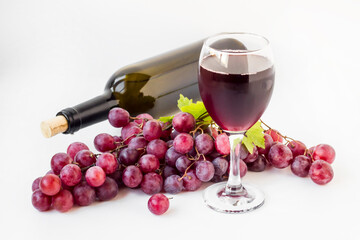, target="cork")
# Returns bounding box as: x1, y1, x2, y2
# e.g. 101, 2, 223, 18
40, 115, 68, 138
